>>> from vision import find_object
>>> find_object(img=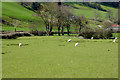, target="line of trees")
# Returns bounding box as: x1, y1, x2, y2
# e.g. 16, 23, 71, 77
32, 2, 88, 36
18, 2, 118, 38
